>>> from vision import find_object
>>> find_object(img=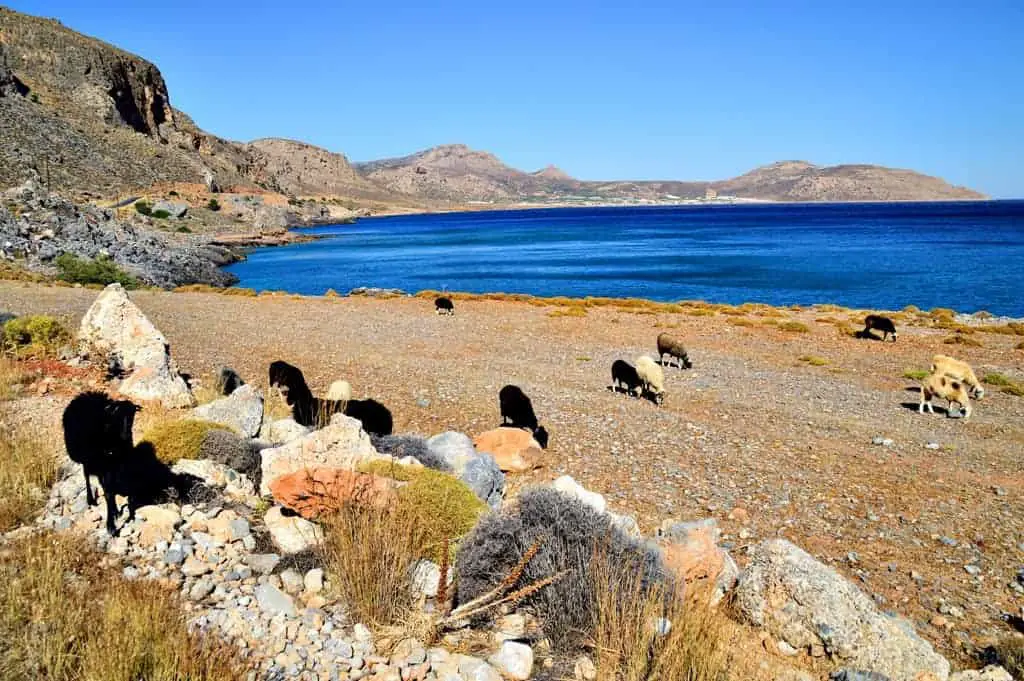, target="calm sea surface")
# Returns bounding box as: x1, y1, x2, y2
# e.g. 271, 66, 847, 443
225, 201, 1024, 316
